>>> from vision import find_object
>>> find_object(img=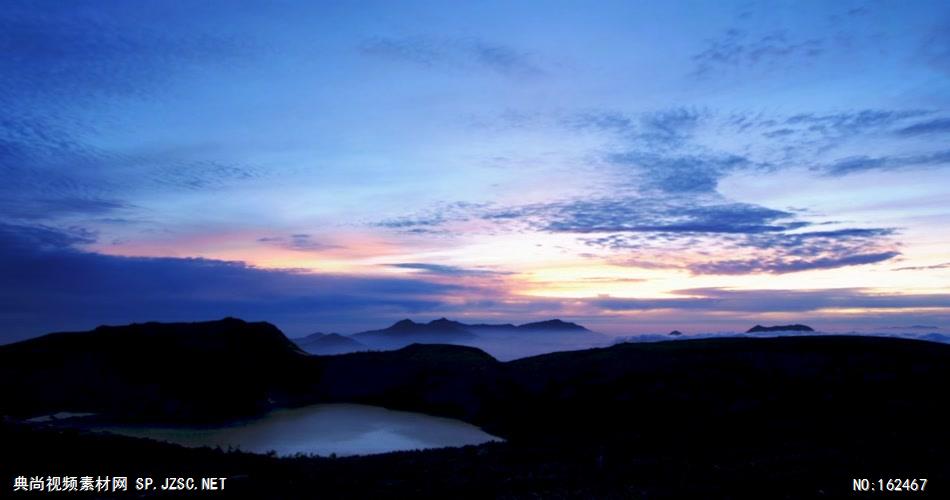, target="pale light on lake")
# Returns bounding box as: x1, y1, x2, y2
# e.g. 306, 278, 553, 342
90, 403, 501, 457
